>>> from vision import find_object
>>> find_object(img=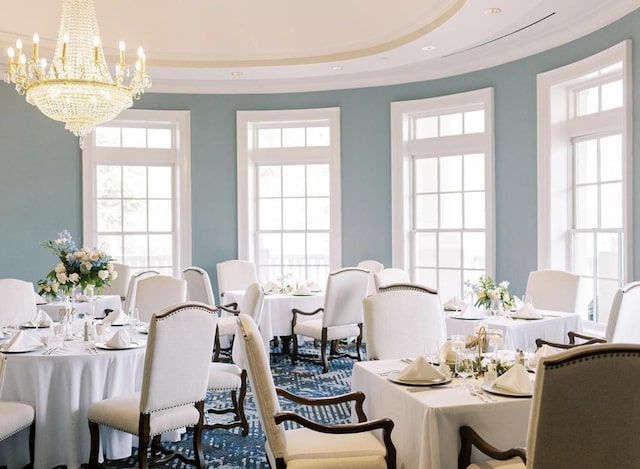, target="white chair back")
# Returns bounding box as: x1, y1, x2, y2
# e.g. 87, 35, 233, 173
237, 313, 287, 460
241, 282, 265, 326
0, 354, 6, 398
101, 262, 132, 299
526, 344, 640, 467
358, 260, 384, 297
216, 260, 257, 302
323, 267, 370, 327
373, 268, 410, 293
183, 266, 216, 305
364, 287, 446, 360
606, 281, 640, 343
0, 279, 37, 328
123, 270, 159, 315
134, 275, 187, 323
525, 269, 581, 313
140, 303, 217, 414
